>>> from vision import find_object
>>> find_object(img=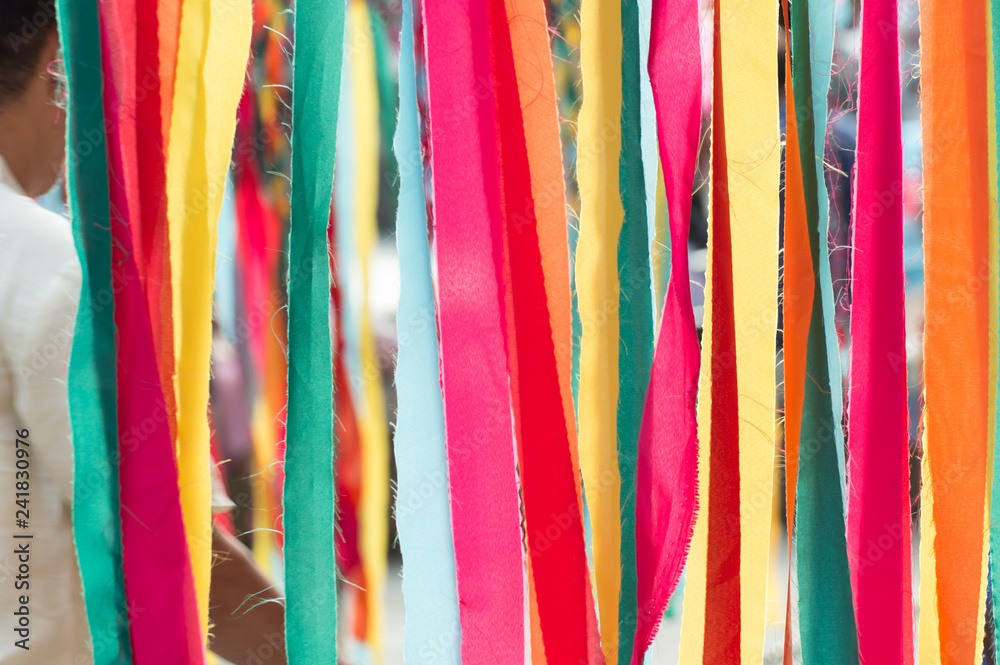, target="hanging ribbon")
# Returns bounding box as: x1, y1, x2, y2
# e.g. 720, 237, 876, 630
422, 0, 525, 661
488, 18, 529, 660
918, 0, 992, 661
779, 1, 811, 661
576, 0, 624, 658
392, 0, 462, 660
789, 0, 859, 659
283, 0, 346, 661
504, 0, 600, 659
487, 0, 592, 661
632, 0, 702, 660
165, 0, 252, 634
616, 2, 655, 660
503, 0, 601, 659
55, 1, 132, 661
722, 0, 780, 659
678, 4, 740, 660
845, 0, 913, 661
